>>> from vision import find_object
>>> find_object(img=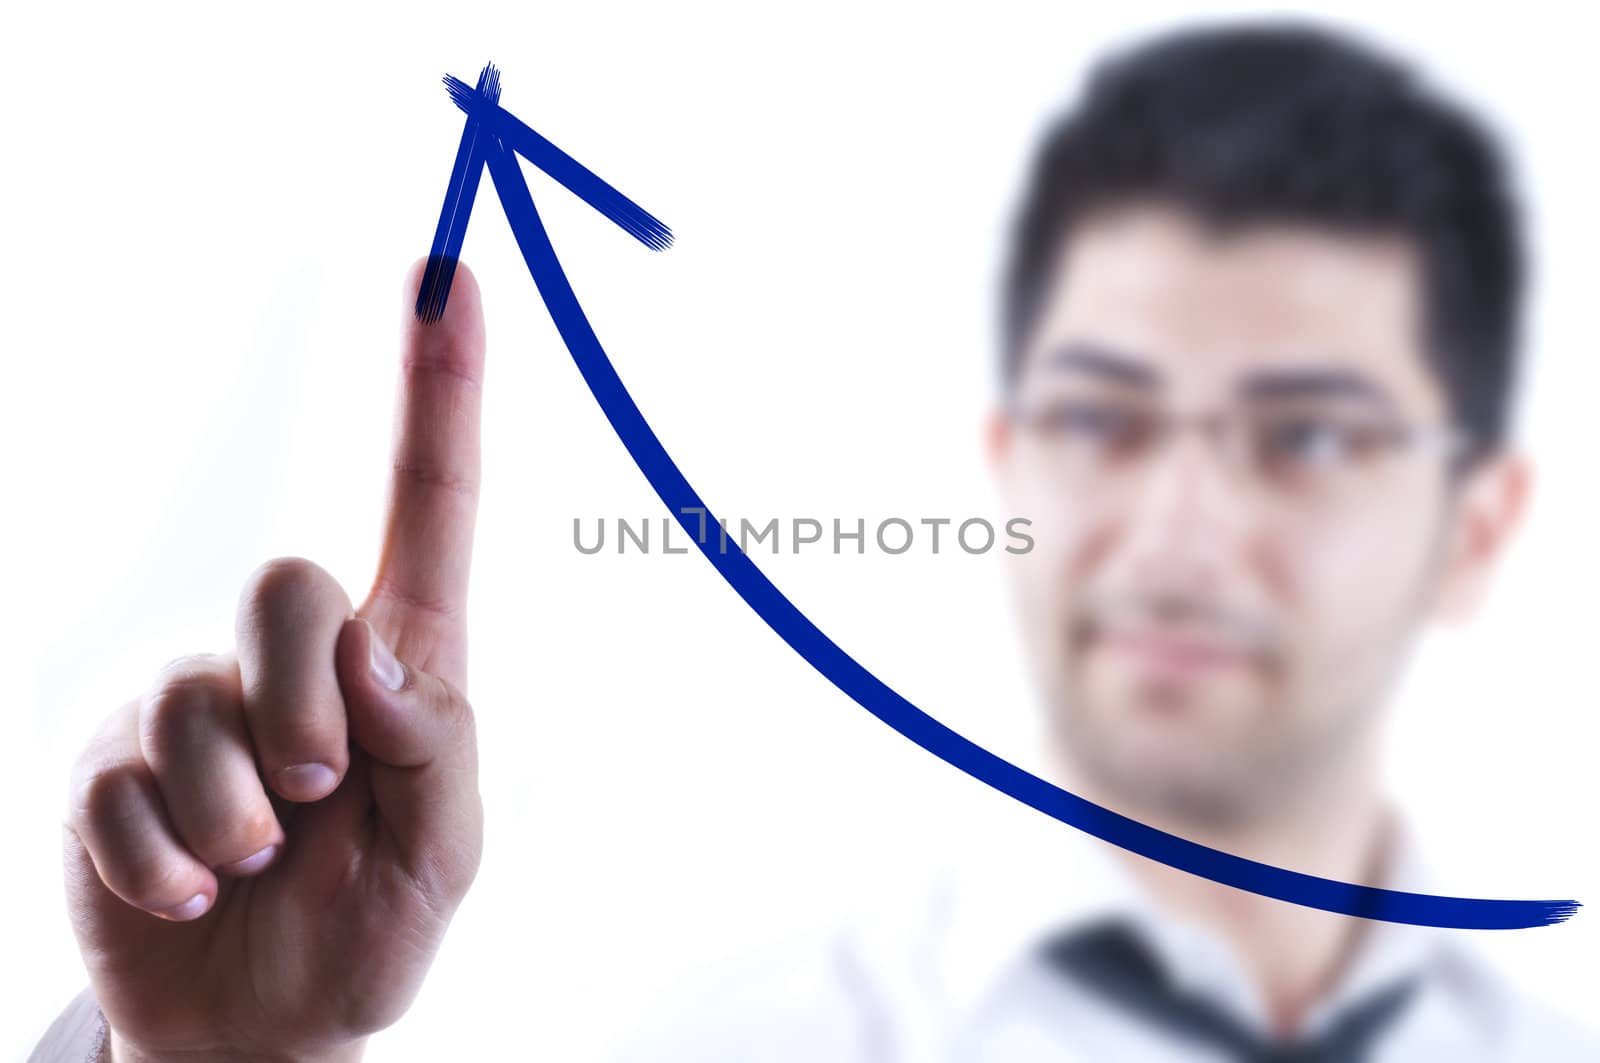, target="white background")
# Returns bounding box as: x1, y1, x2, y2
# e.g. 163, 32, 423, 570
3, 1, 1595, 1057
